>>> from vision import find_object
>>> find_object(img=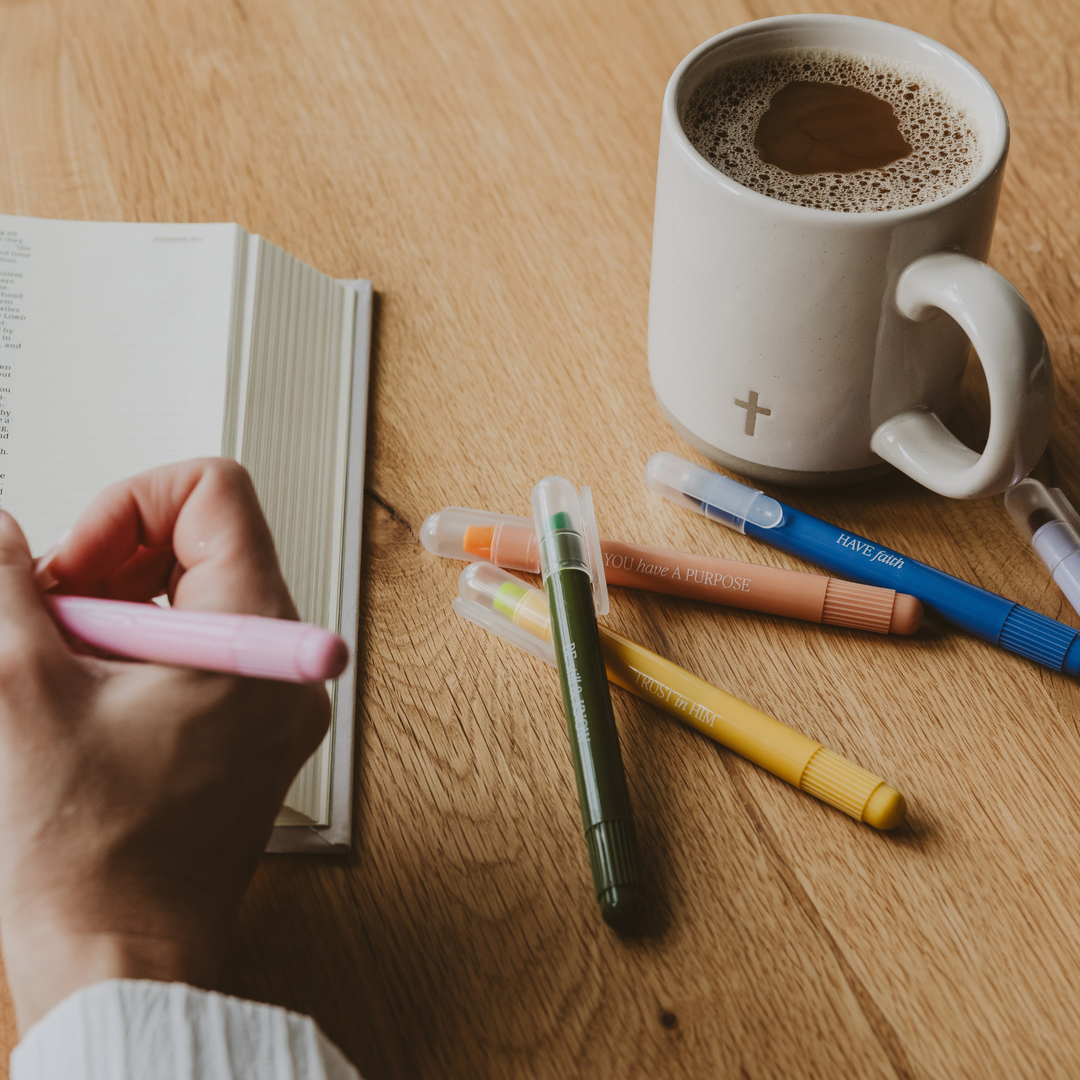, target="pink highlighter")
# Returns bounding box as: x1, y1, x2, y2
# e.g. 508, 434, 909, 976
45, 595, 349, 682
